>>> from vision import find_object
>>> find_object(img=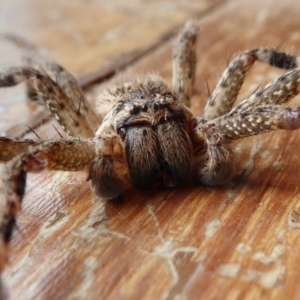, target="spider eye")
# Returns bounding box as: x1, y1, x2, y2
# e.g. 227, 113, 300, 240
118, 127, 126, 141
